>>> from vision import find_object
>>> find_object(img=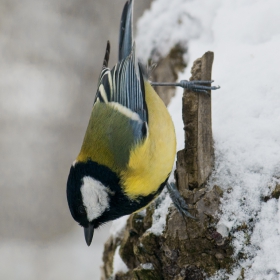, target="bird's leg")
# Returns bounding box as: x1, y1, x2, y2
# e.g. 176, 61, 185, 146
166, 182, 197, 220
150, 80, 220, 94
